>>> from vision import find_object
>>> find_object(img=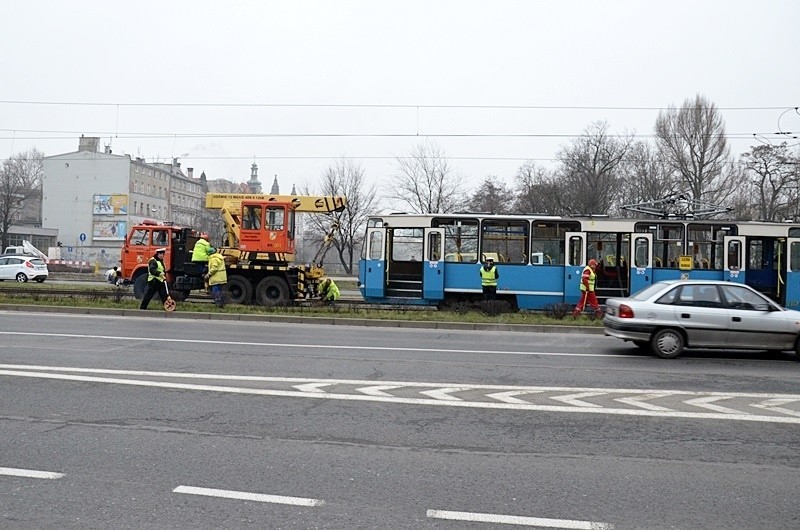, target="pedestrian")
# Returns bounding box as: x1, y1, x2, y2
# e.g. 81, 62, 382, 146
191, 232, 214, 287
318, 277, 340, 305
479, 256, 499, 300
139, 248, 168, 310
572, 258, 603, 318
105, 266, 119, 284
204, 248, 228, 307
